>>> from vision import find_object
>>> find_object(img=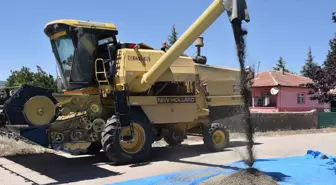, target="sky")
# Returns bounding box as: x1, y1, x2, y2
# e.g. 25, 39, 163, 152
0, 0, 335, 81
